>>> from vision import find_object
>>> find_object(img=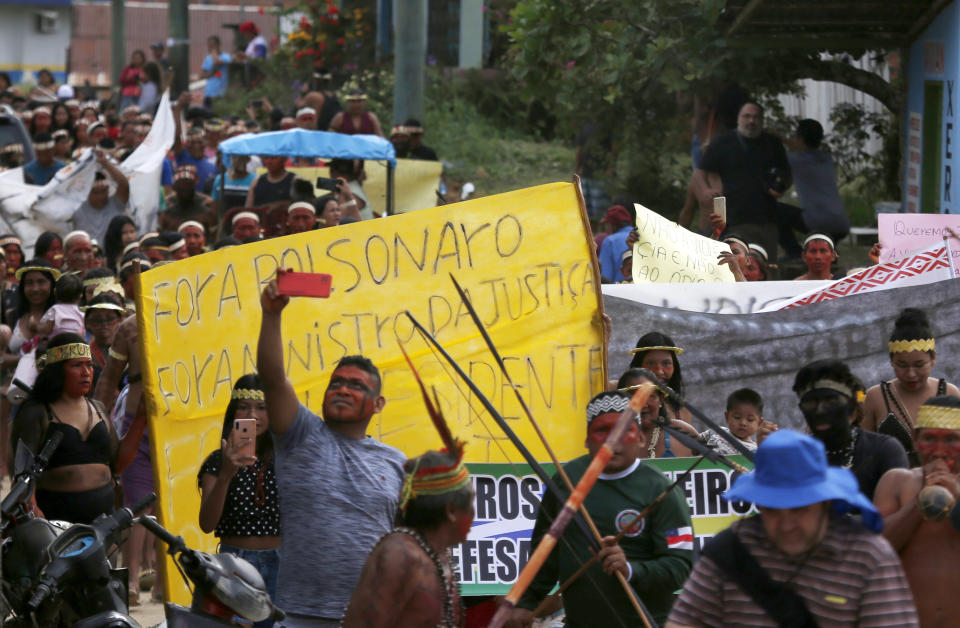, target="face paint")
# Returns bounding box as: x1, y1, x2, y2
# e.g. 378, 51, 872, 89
915, 428, 960, 471
800, 392, 852, 451
63, 359, 94, 397
456, 512, 474, 540
587, 414, 640, 445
